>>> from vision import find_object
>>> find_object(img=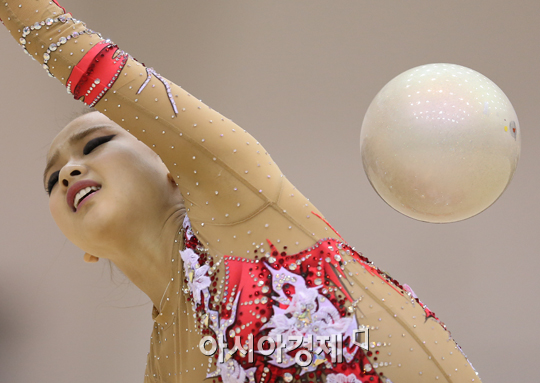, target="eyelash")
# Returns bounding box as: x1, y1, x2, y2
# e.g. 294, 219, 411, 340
83, 134, 116, 155
46, 134, 116, 195
46, 171, 59, 195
